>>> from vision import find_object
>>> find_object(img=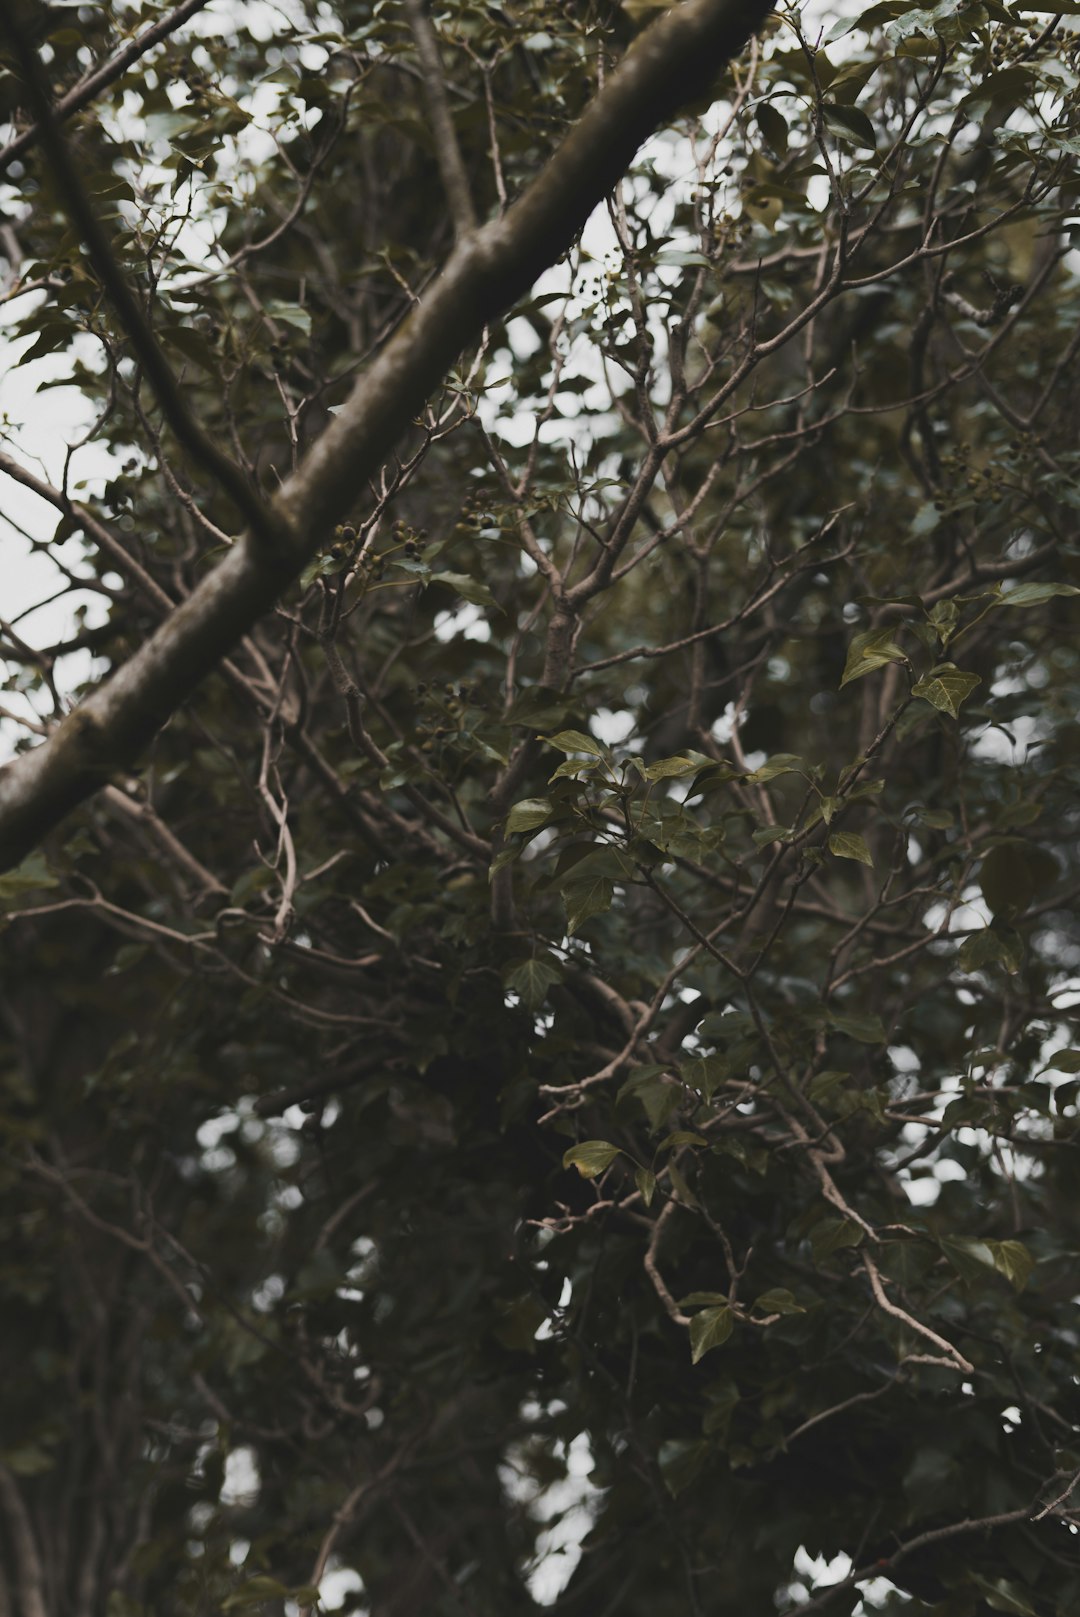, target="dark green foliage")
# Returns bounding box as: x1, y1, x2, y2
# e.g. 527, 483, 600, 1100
1, 2, 1080, 1614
